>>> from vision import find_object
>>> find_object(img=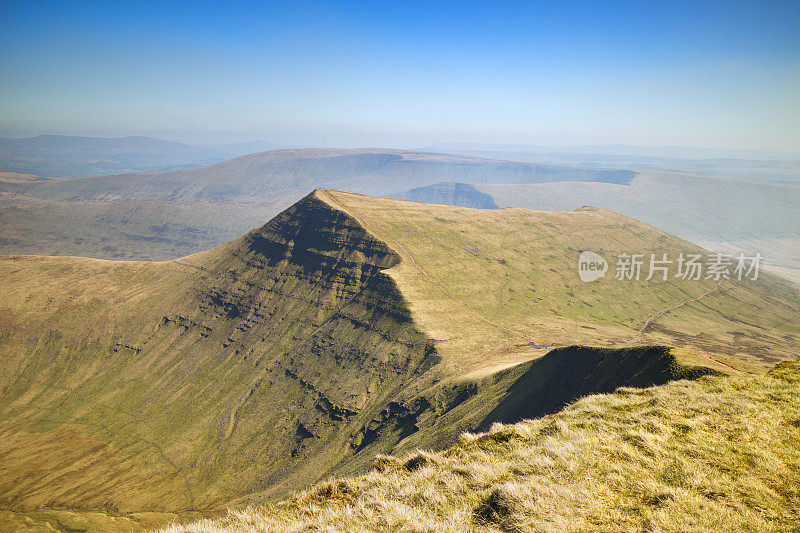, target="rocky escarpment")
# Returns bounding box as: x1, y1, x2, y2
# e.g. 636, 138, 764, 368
0, 191, 437, 511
